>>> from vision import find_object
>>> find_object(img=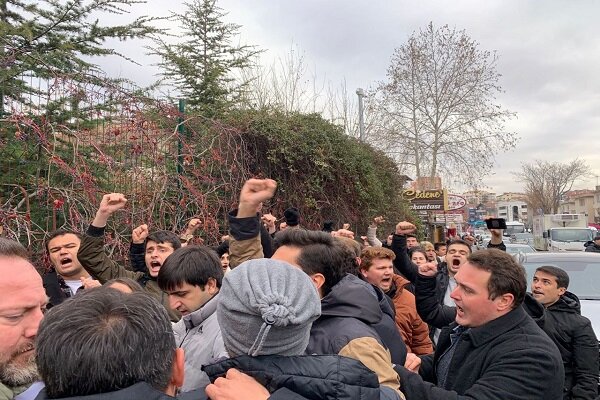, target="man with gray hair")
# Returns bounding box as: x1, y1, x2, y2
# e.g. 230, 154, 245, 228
34, 288, 184, 399
202, 258, 403, 400
0, 238, 47, 400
